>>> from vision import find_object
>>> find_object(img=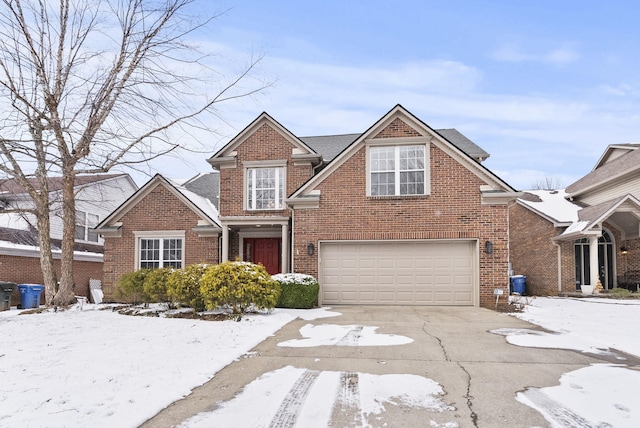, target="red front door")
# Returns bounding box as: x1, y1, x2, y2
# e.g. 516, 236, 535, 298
244, 238, 281, 275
